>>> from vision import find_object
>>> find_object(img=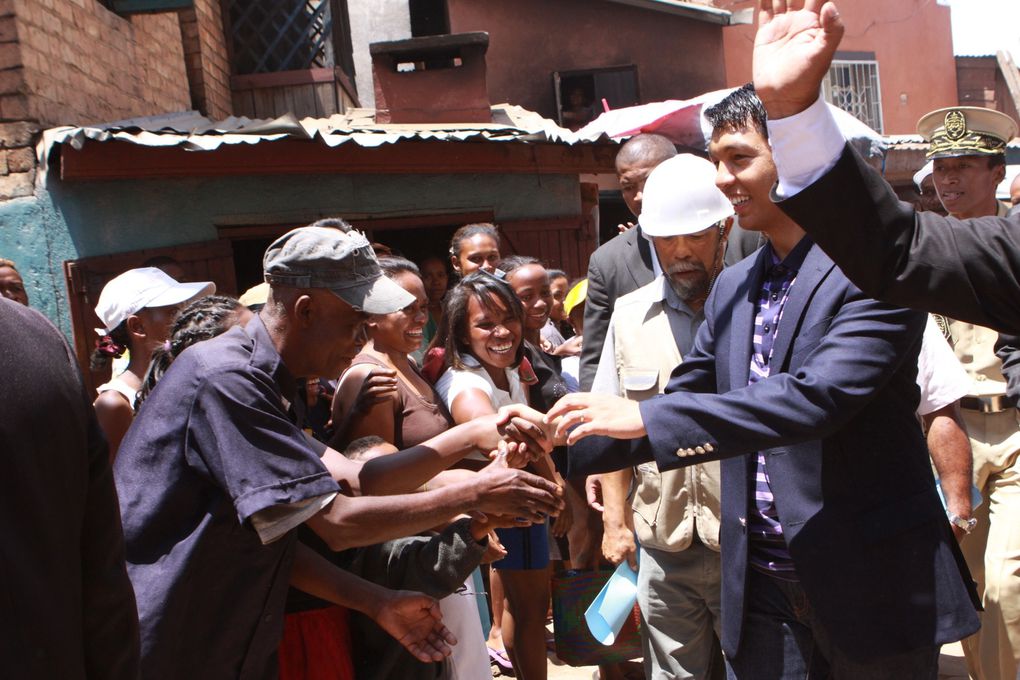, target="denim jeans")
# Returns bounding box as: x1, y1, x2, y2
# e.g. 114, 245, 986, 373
725, 568, 939, 680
